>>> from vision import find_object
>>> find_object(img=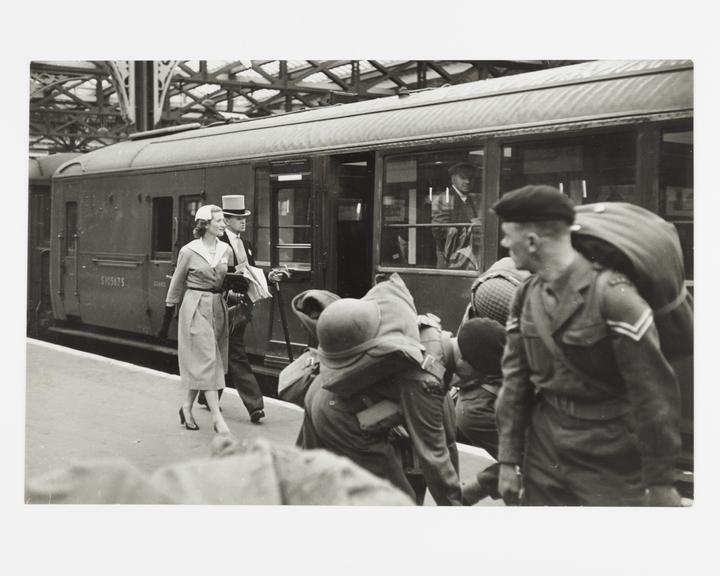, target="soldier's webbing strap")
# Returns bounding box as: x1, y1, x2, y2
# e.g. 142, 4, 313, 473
417, 314, 449, 383
526, 278, 626, 404
420, 353, 446, 382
